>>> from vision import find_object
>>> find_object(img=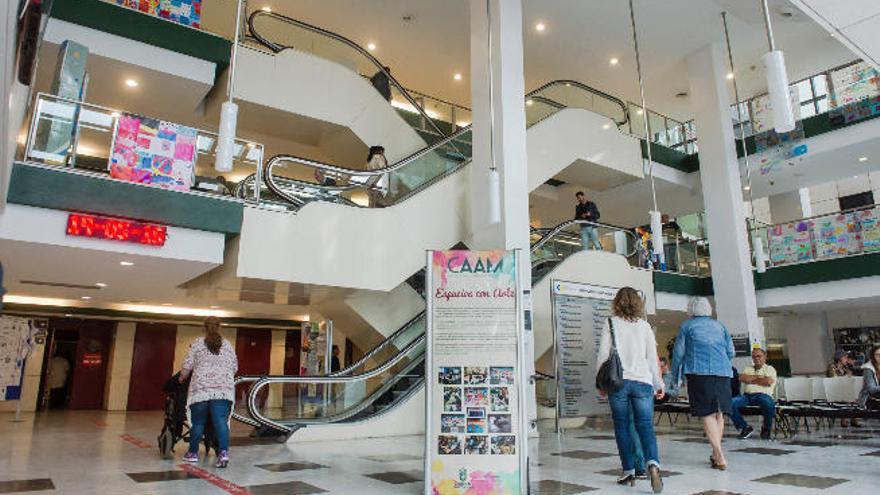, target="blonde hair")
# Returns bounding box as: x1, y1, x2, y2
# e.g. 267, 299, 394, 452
612, 287, 644, 322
